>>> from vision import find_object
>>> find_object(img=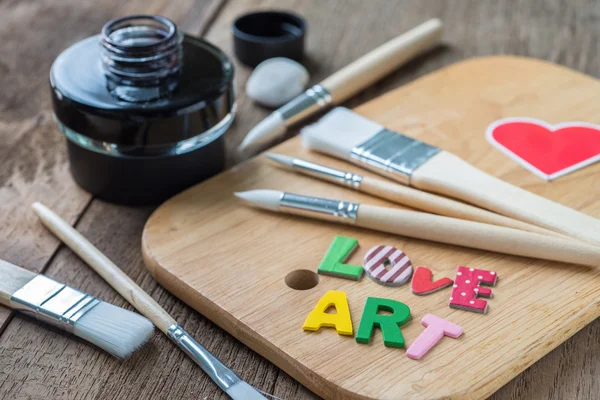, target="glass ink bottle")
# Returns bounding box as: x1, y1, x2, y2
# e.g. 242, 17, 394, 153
50, 15, 235, 204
